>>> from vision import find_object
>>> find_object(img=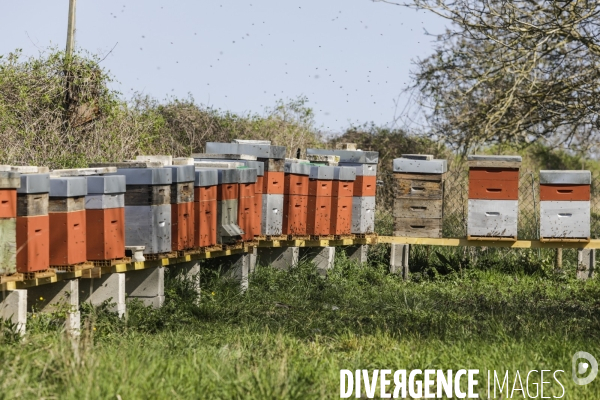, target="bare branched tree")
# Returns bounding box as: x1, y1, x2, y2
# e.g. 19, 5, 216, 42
375, 0, 600, 153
